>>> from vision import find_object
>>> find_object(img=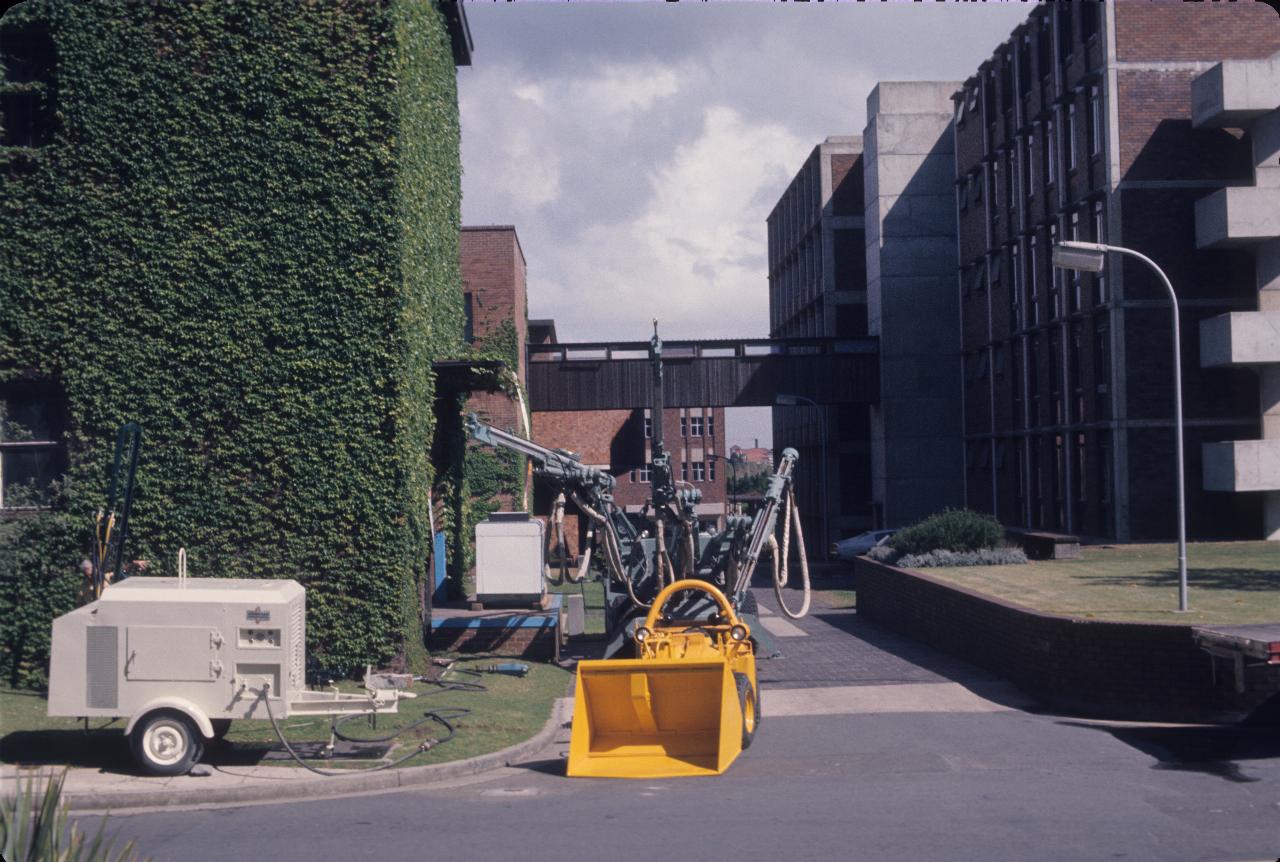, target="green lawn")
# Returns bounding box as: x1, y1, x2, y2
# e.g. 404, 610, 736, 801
1, 657, 571, 771
913, 541, 1280, 624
